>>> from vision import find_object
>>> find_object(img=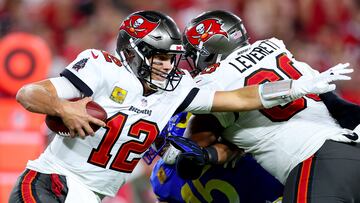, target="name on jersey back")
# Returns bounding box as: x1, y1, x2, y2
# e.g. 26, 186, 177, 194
228, 40, 280, 73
